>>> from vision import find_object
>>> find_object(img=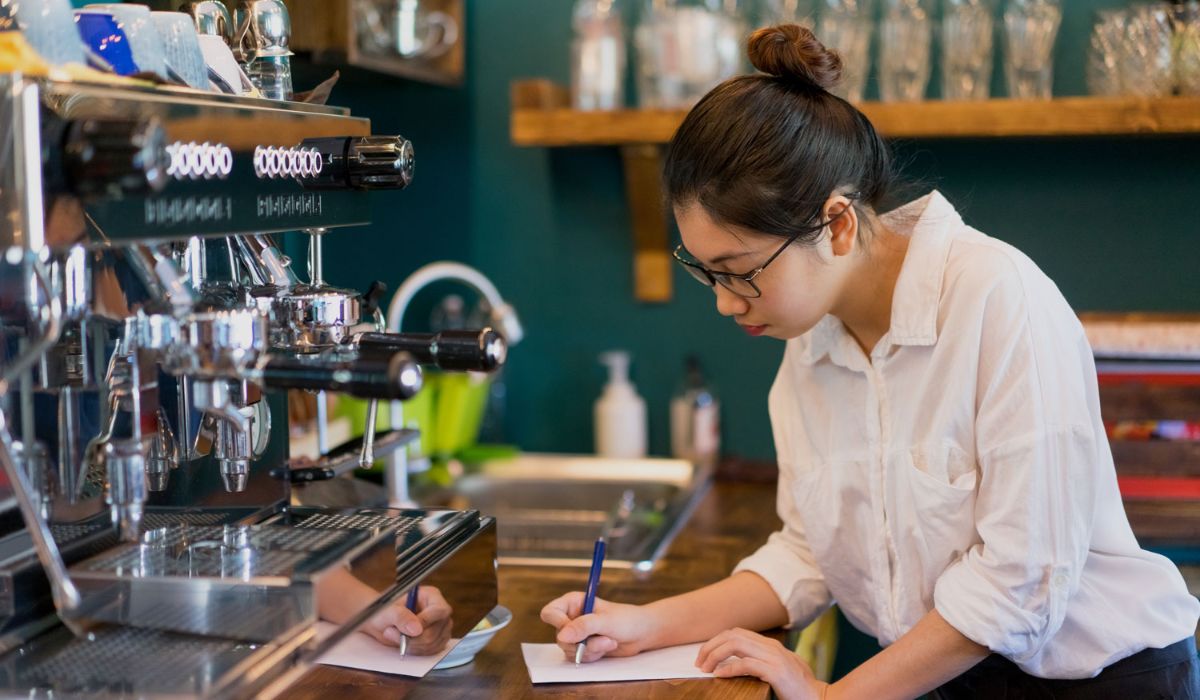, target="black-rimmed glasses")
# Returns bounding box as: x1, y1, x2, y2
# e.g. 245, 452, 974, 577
673, 229, 803, 299
673, 199, 858, 299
